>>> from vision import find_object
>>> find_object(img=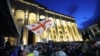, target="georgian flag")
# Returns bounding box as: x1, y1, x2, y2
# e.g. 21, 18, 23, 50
25, 19, 54, 35
25, 24, 45, 35
43, 19, 54, 29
